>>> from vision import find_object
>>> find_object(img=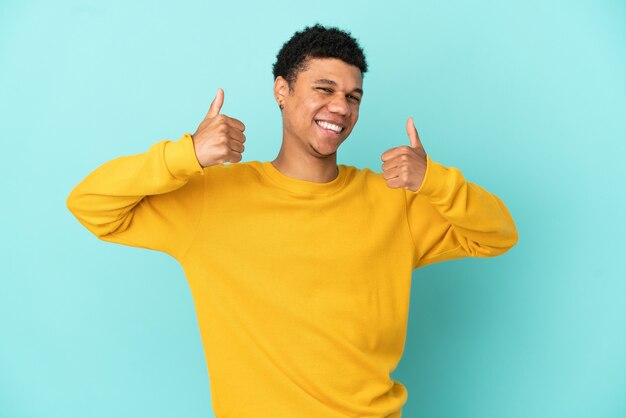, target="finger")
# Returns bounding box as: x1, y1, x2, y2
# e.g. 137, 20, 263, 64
380, 146, 407, 162
224, 115, 246, 132
380, 148, 397, 162
226, 149, 243, 163
227, 126, 246, 143
381, 155, 403, 171
385, 177, 406, 190
229, 138, 245, 153
382, 166, 401, 181
205, 88, 224, 120
406, 117, 423, 149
